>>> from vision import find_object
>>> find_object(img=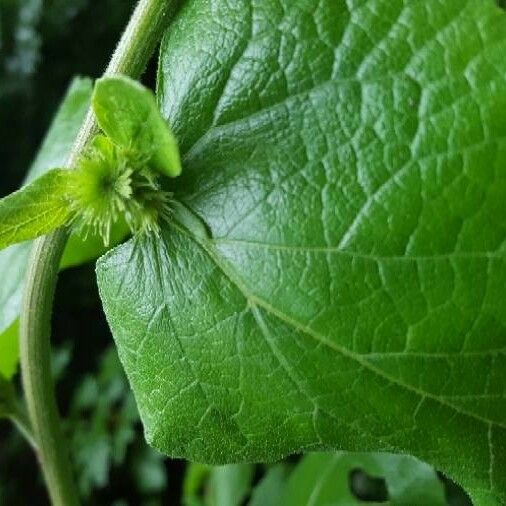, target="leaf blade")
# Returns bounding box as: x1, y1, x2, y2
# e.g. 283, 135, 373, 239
98, 0, 506, 503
